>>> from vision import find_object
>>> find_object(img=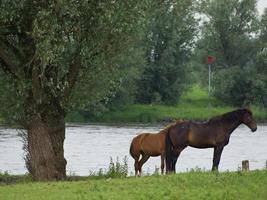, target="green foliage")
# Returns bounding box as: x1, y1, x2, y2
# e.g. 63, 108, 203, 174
105, 156, 128, 178
136, 0, 198, 105
0, 0, 149, 123
0, 170, 267, 199
199, 0, 259, 68
79, 156, 128, 180
0, 71, 24, 124
259, 9, 267, 44
213, 66, 267, 106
